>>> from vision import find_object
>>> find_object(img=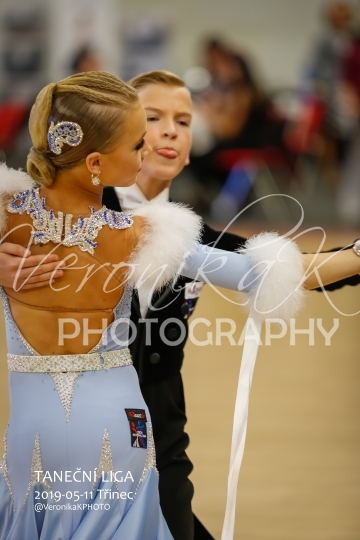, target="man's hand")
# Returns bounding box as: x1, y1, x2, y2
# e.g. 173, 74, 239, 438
0, 243, 65, 290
